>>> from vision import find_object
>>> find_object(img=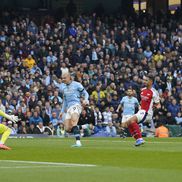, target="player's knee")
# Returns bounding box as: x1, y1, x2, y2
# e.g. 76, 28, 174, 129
71, 125, 79, 133
71, 113, 79, 122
